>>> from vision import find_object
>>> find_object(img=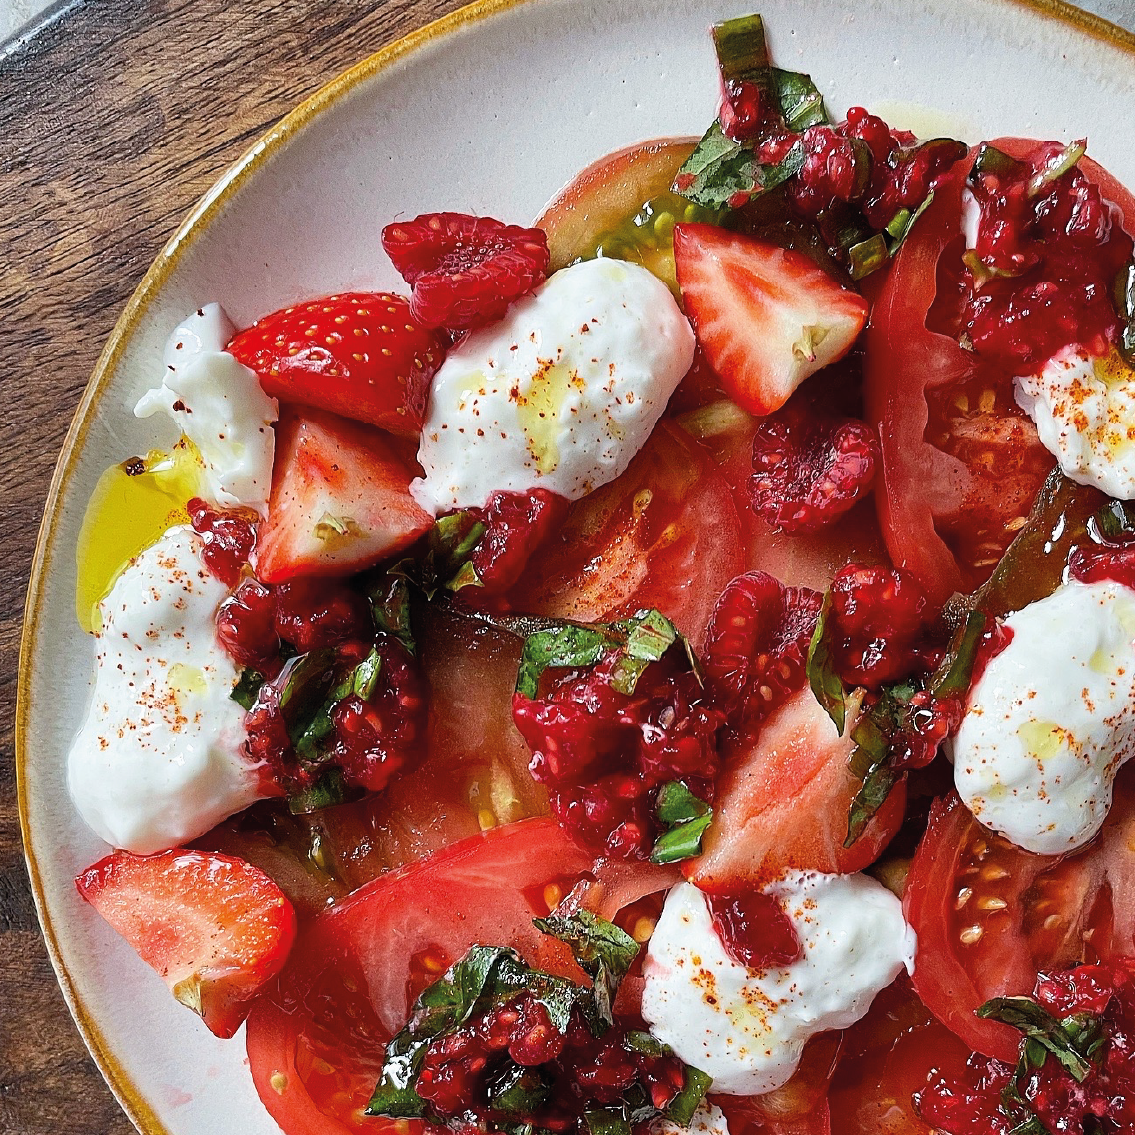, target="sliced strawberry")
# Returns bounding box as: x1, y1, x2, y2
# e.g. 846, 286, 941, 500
256, 406, 432, 582
227, 292, 445, 438
76, 849, 296, 1039
381, 212, 549, 330
672, 224, 868, 415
